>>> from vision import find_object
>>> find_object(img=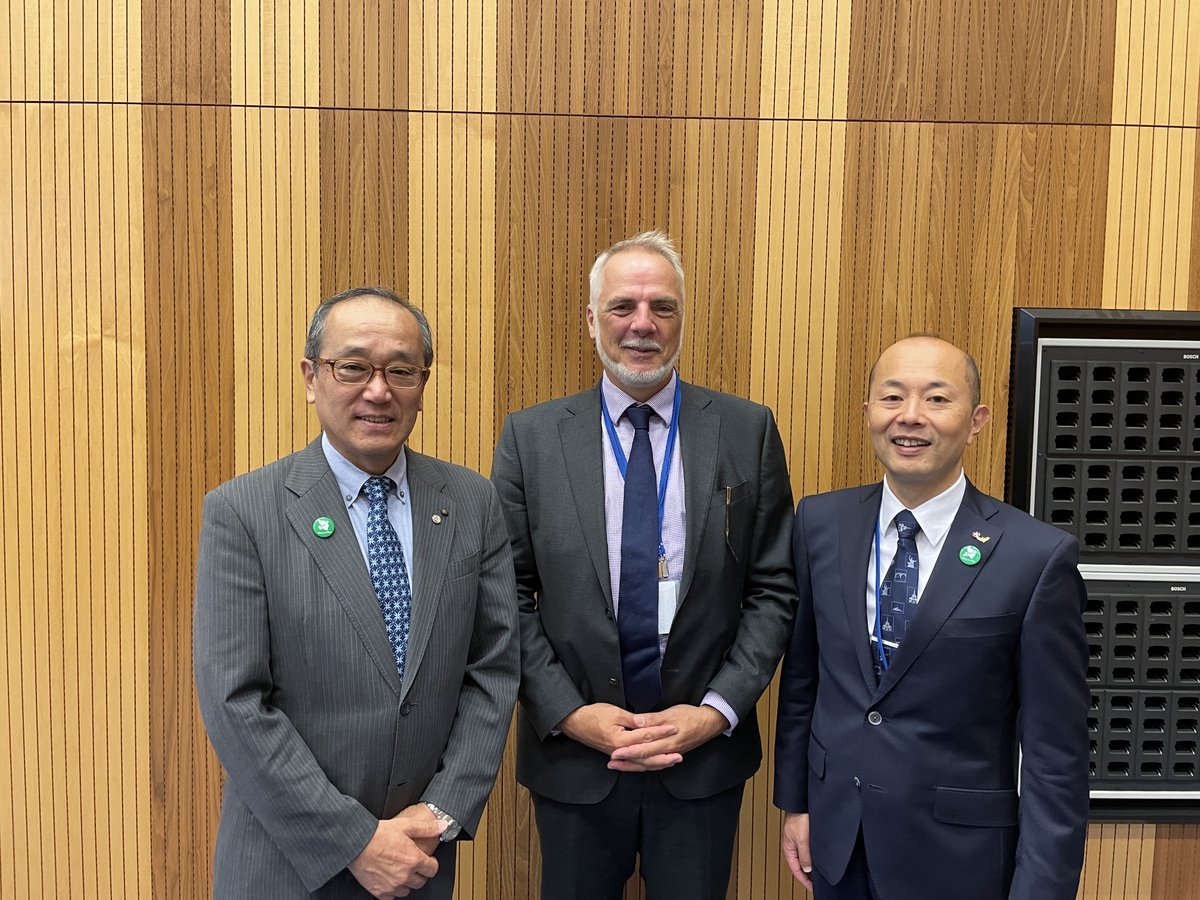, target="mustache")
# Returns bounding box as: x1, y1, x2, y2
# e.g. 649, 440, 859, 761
620, 338, 663, 351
